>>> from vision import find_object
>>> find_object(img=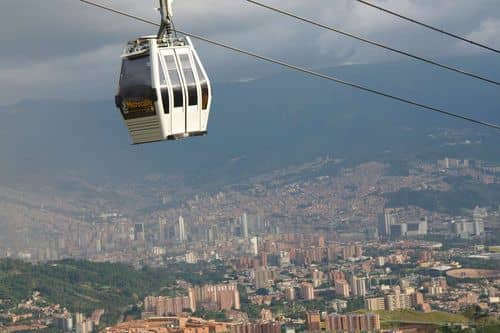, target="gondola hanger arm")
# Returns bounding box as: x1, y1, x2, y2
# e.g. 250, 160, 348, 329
159, 0, 173, 20
158, 0, 174, 40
